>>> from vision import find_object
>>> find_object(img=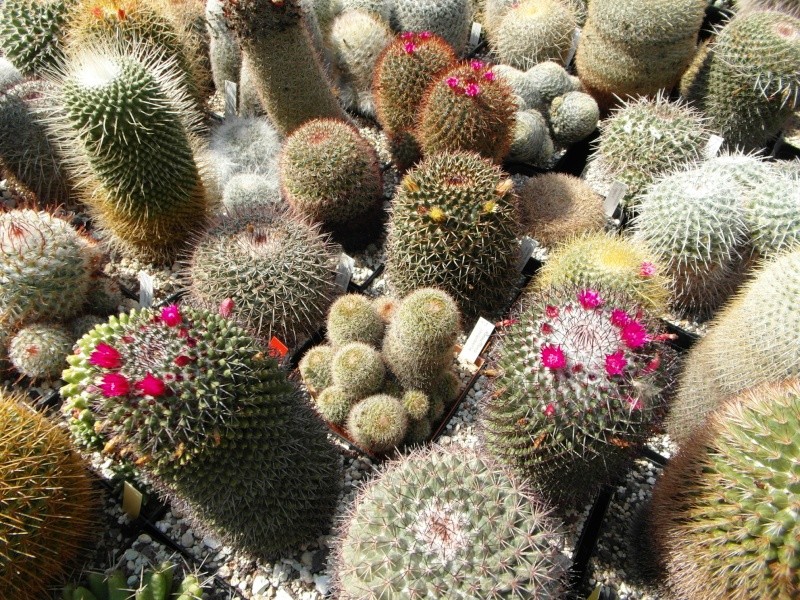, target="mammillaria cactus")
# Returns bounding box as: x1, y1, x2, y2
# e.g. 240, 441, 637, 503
416, 60, 517, 163
8, 323, 74, 380
508, 108, 554, 165
221, 173, 281, 210
481, 286, 672, 502
206, 116, 281, 193
327, 294, 385, 347
735, 0, 800, 18
61, 305, 341, 558
205, 0, 241, 92
0, 391, 98, 599
347, 393, 408, 453
525, 60, 581, 104
334, 445, 567, 599
64, 564, 206, 600
492, 64, 544, 109
393, 0, 473, 55
299, 344, 335, 394
742, 168, 800, 258
649, 379, 800, 600
331, 342, 386, 399
0, 58, 22, 89
385, 151, 520, 319
549, 90, 600, 145
0, 0, 72, 75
